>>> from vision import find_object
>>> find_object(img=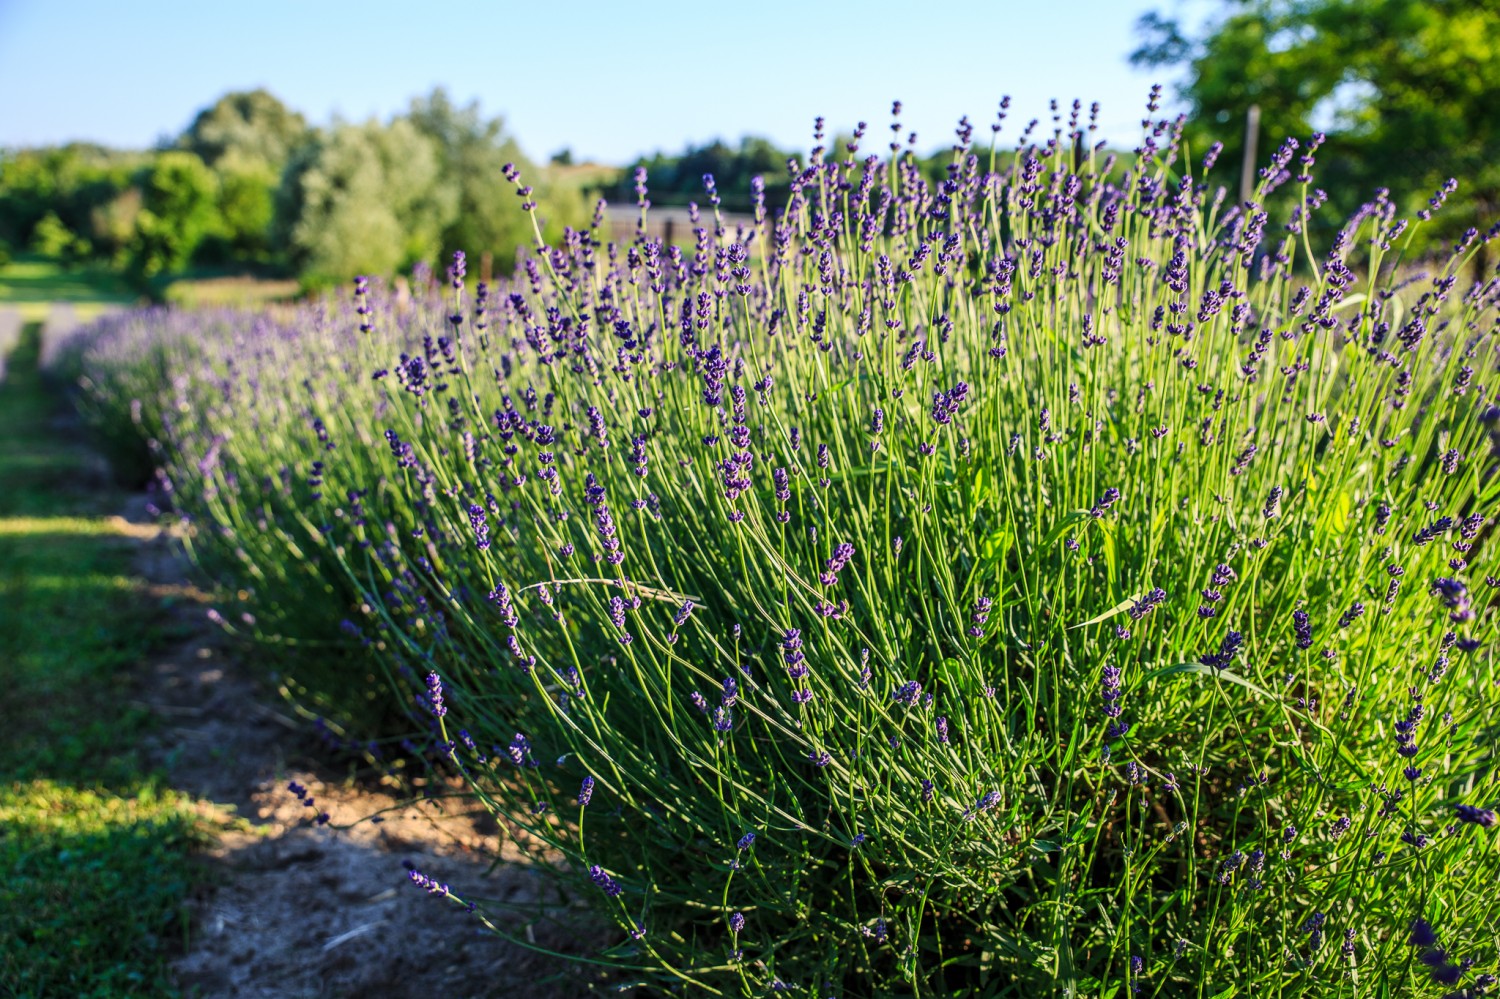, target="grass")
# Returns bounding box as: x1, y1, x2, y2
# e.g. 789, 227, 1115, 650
0, 254, 301, 321
0, 324, 209, 996
0, 255, 140, 324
